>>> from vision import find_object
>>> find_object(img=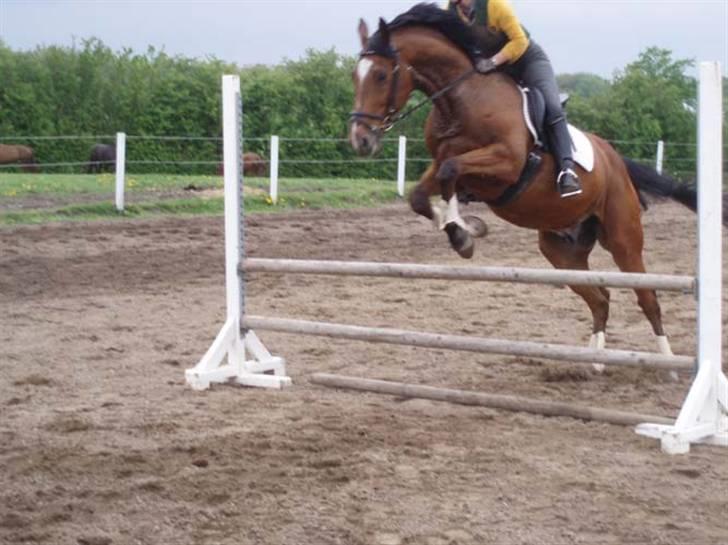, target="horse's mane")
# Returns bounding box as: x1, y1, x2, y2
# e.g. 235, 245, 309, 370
366, 3, 505, 59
